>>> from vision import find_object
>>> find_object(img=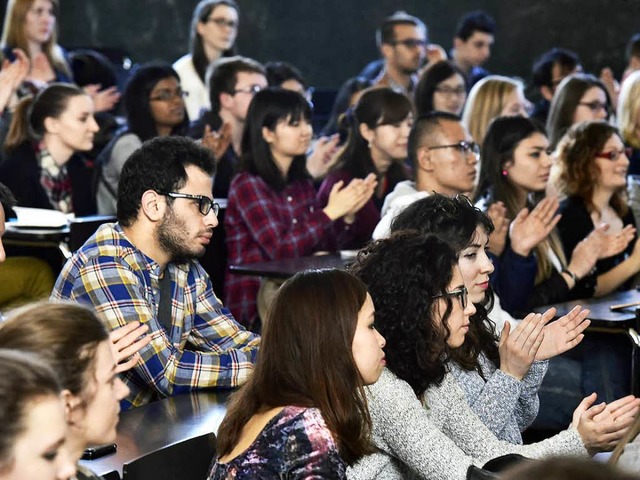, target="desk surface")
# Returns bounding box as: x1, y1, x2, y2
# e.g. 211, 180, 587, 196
534, 289, 640, 329
229, 252, 352, 279
79, 390, 231, 477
